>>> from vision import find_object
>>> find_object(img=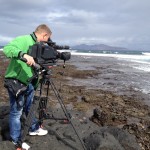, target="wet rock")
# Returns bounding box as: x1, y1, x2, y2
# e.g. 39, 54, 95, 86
81, 96, 90, 103
111, 113, 127, 124
0, 106, 99, 150
0, 141, 16, 150
123, 123, 150, 150
0, 106, 10, 141
90, 108, 107, 126
84, 126, 140, 150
